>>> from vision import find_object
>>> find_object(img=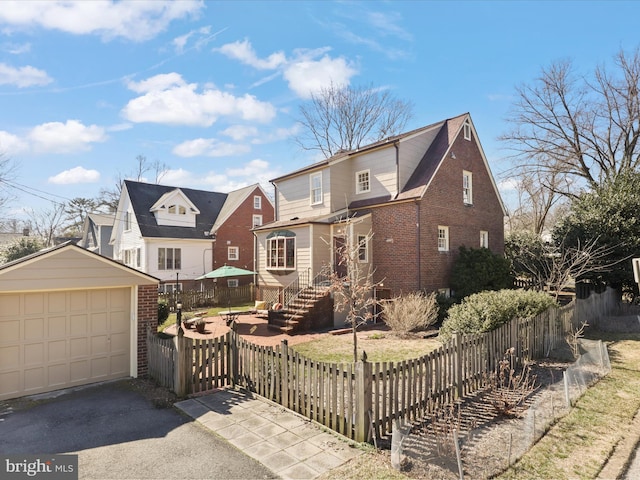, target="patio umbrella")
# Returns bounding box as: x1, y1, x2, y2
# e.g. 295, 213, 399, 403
196, 265, 257, 311
196, 265, 257, 280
